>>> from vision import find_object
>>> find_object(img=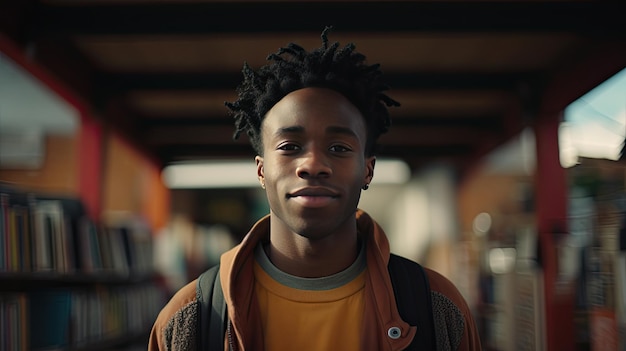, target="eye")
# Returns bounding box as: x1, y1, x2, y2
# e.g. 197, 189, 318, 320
329, 144, 352, 153
277, 142, 301, 152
